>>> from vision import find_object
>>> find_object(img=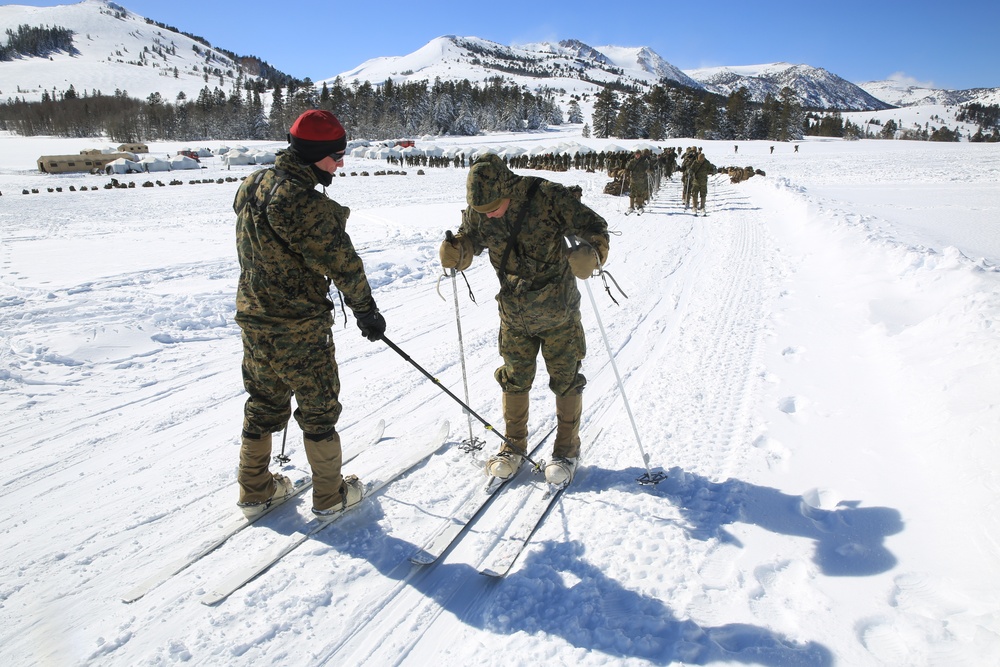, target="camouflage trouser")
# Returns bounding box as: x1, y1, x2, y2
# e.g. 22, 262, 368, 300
692, 181, 708, 210
629, 182, 648, 210
241, 326, 347, 509
240, 326, 342, 438
494, 311, 587, 397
